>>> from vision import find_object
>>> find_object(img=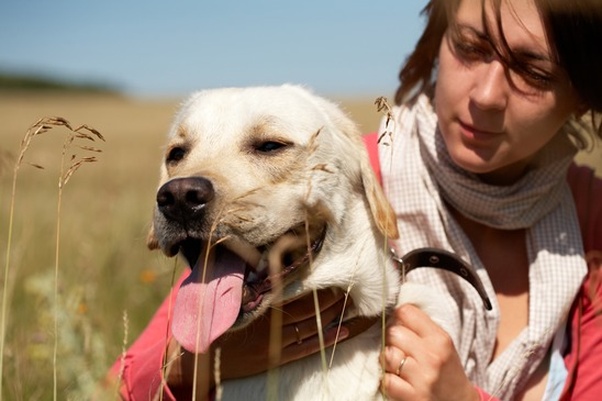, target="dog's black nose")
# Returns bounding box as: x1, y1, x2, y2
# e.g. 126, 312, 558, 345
156, 177, 214, 222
